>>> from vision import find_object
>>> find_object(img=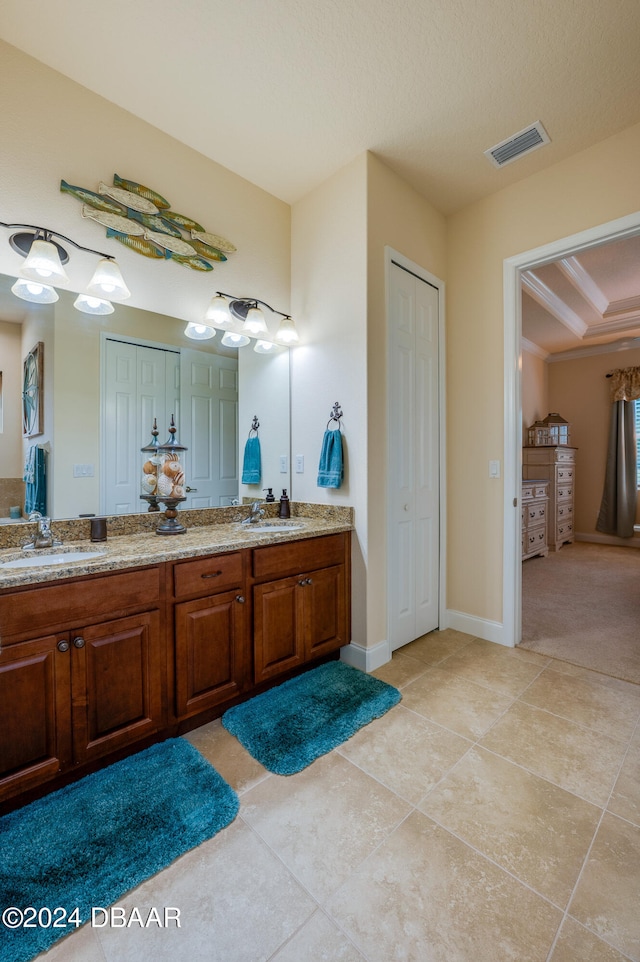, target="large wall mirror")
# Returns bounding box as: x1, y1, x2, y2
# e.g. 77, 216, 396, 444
0, 274, 291, 521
